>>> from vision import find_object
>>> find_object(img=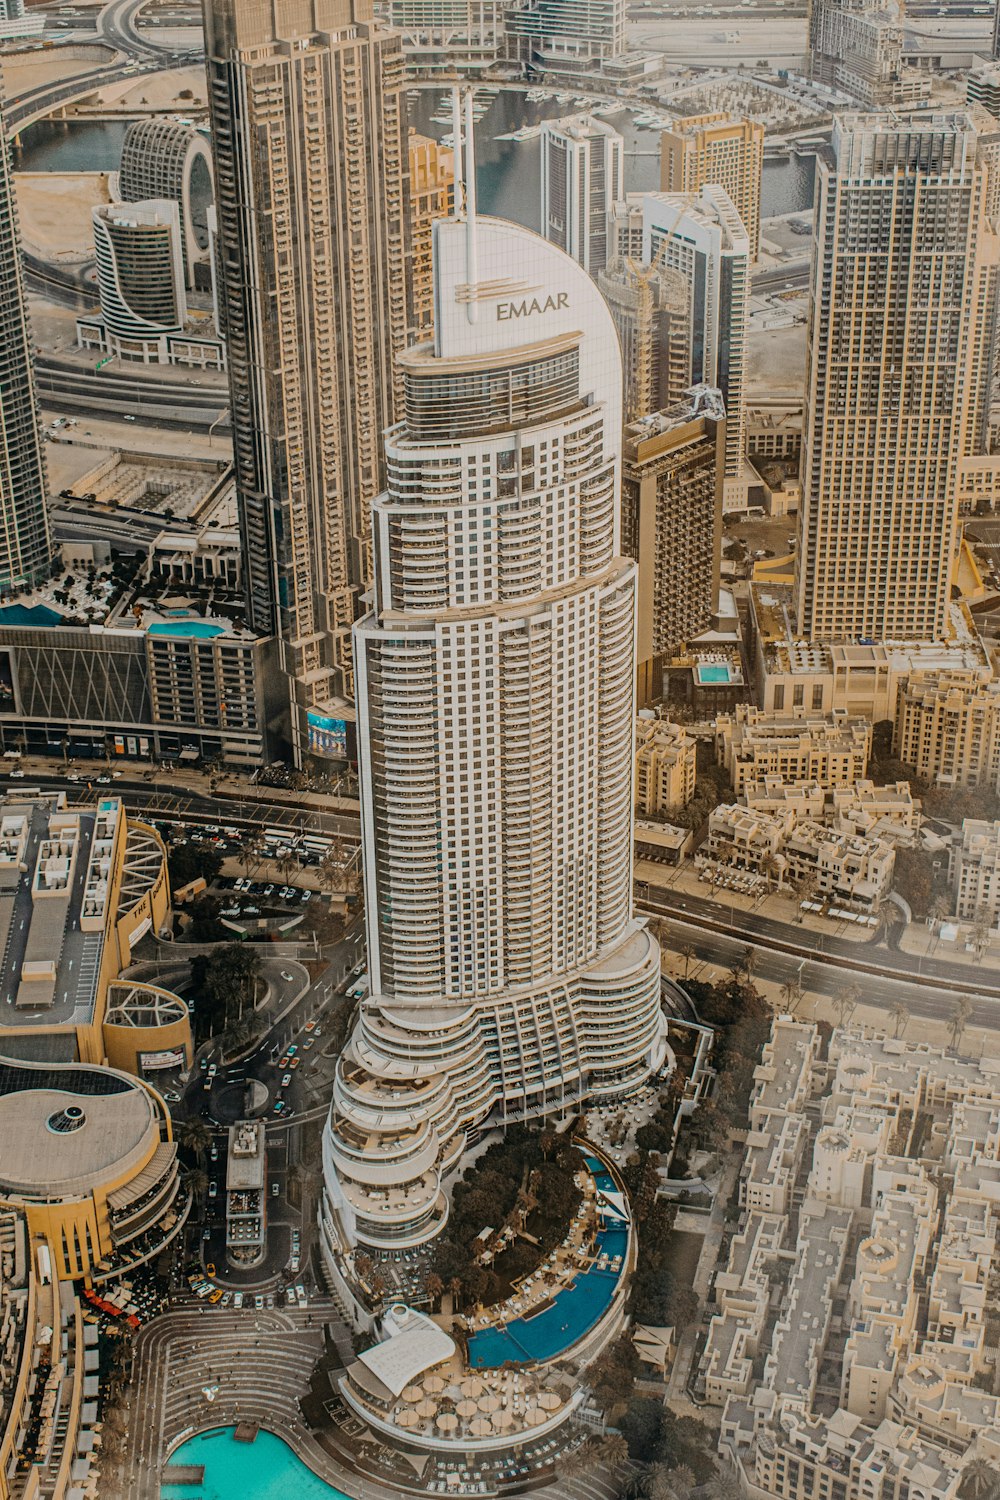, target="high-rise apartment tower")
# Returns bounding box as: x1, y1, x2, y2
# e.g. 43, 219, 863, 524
0, 85, 51, 595
321, 103, 665, 1253
796, 114, 1000, 643
202, 0, 410, 759
541, 115, 624, 275
659, 112, 764, 260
